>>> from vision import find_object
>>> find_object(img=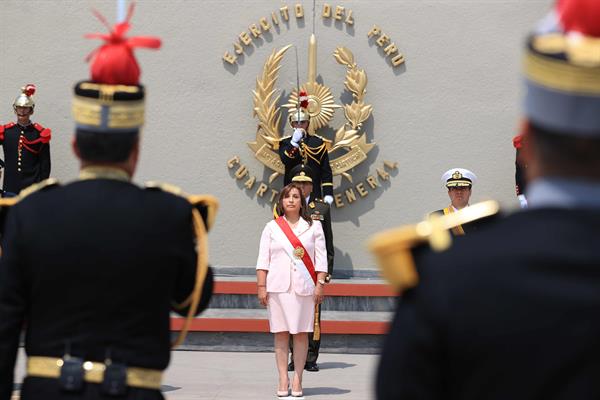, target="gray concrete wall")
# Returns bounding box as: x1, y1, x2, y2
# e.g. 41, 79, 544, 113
1, 0, 552, 271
